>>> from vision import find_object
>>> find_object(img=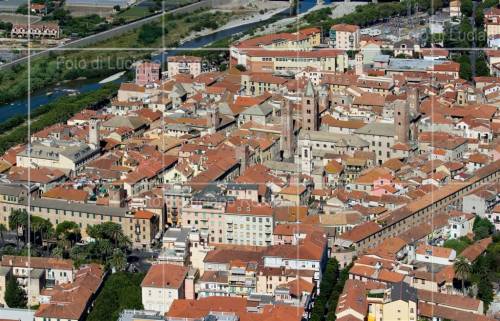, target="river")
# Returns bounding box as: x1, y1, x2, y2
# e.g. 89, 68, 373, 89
0, 0, 324, 121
